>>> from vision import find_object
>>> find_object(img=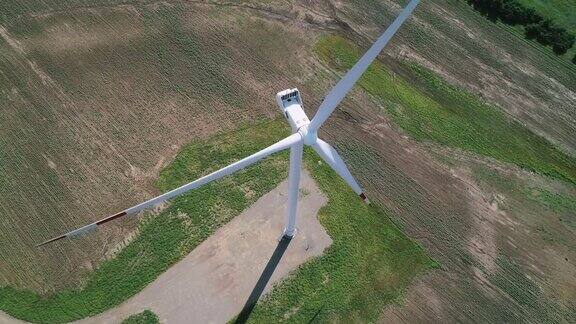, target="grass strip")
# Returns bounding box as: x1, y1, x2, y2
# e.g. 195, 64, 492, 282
315, 35, 576, 186
0, 121, 288, 323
